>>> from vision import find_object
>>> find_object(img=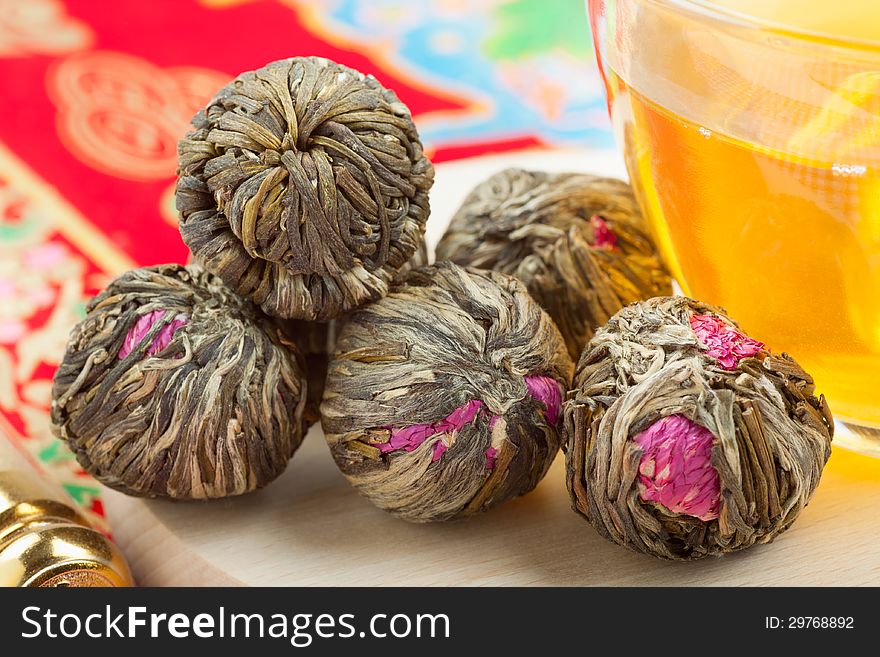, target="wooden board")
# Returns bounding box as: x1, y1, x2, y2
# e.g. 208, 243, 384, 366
103, 150, 880, 586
